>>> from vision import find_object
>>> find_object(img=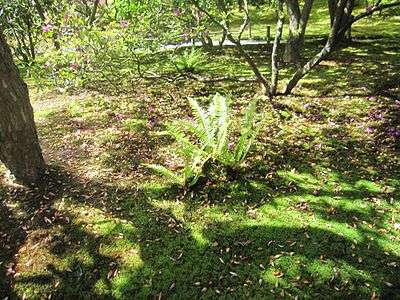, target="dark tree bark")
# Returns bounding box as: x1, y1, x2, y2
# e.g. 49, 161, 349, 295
0, 30, 45, 185
328, 0, 354, 41
337, 0, 354, 41
283, 0, 348, 94
89, 0, 101, 26
283, 0, 314, 63
328, 0, 336, 26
